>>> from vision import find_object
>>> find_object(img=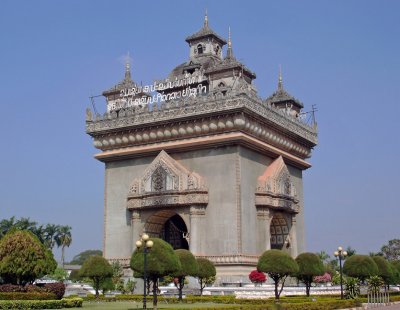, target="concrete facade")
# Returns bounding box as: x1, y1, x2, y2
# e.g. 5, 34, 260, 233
86, 15, 317, 282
